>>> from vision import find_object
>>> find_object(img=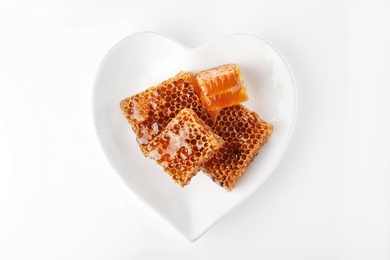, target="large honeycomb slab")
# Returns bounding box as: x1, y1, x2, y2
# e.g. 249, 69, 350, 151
195, 64, 248, 111
202, 105, 273, 191
120, 71, 214, 154
145, 108, 224, 187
